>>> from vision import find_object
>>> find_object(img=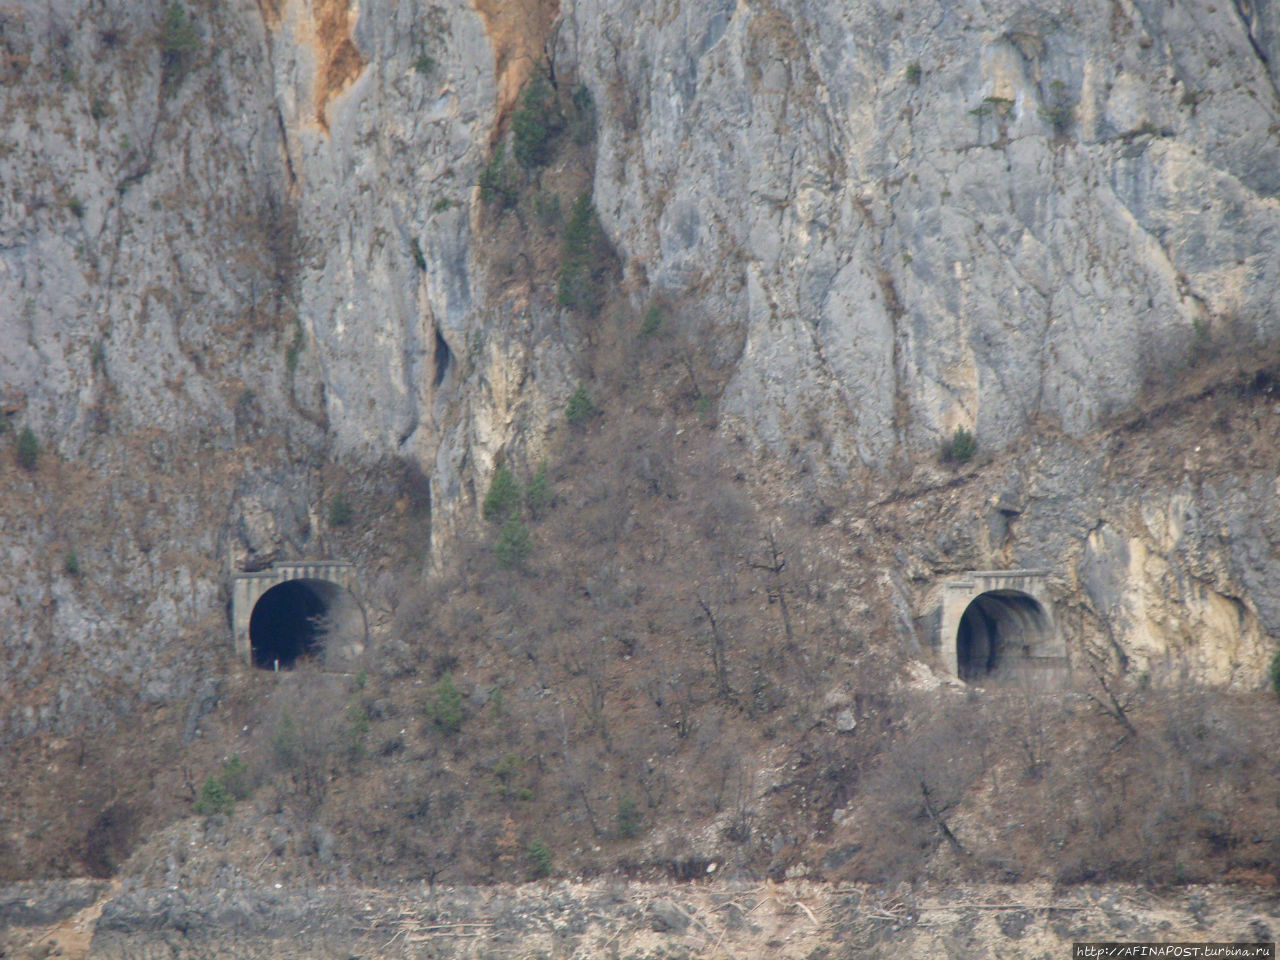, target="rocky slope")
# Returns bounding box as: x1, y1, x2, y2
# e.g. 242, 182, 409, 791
2, 877, 1278, 960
